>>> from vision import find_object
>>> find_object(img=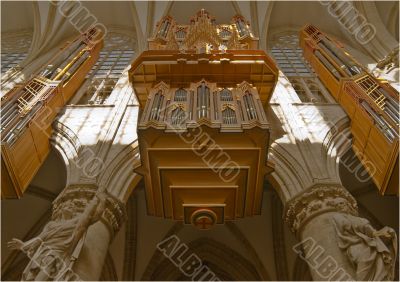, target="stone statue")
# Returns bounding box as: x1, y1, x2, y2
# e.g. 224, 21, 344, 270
377, 46, 399, 72
332, 213, 397, 281
7, 192, 107, 281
